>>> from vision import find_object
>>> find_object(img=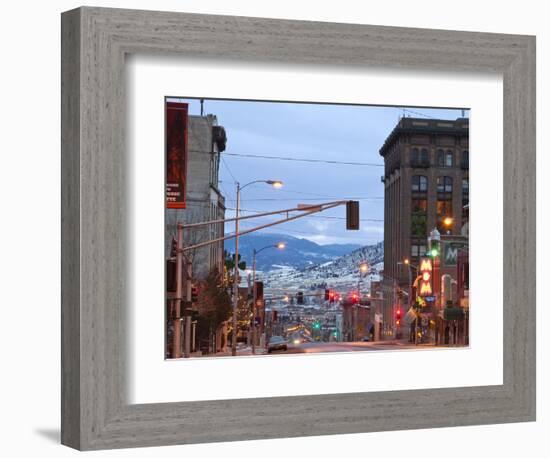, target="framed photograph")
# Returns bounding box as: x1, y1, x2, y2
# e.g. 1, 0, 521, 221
61, 6, 535, 450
